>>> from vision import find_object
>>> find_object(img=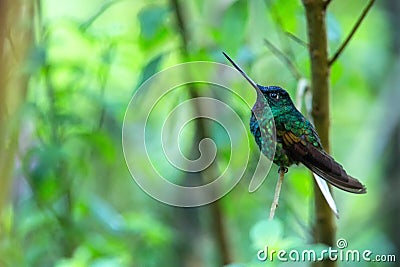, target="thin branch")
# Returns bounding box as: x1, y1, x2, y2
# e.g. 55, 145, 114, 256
264, 39, 302, 81
96, 43, 116, 130
329, 0, 376, 66
269, 167, 286, 220
285, 31, 309, 48
79, 0, 122, 31
295, 78, 310, 111
170, 0, 189, 56
170, 0, 232, 264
